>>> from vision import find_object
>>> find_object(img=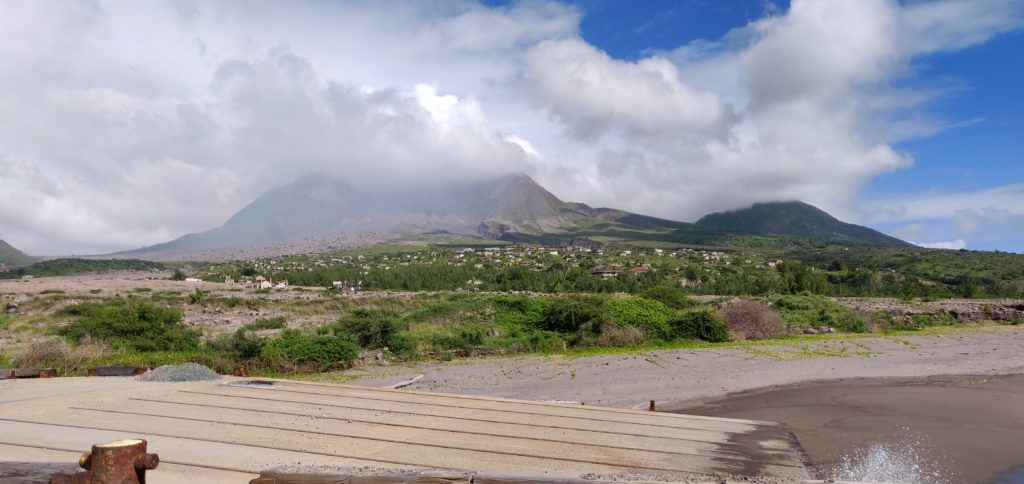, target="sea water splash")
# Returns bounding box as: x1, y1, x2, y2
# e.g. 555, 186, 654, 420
828, 429, 953, 484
